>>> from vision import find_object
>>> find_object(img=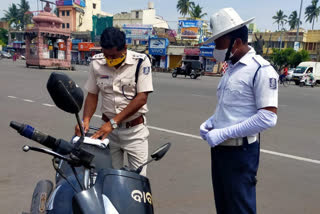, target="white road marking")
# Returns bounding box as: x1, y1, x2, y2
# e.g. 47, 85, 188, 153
23, 99, 34, 103
42, 103, 55, 107
92, 115, 320, 165
8, 96, 17, 99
